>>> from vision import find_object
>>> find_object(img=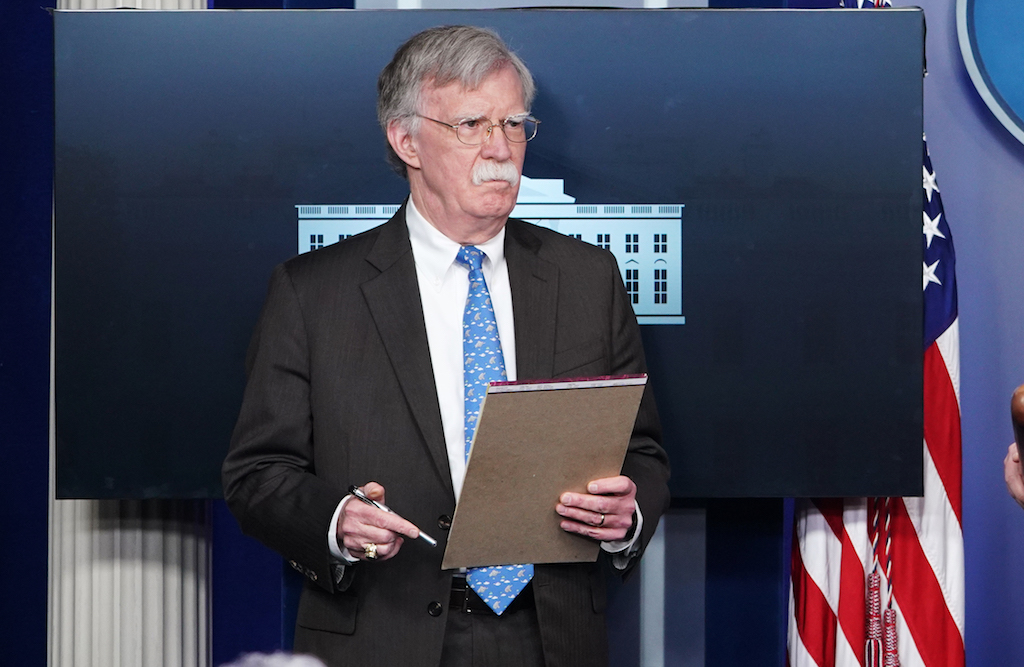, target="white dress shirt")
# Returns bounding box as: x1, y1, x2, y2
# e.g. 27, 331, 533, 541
328, 198, 640, 565
405, 198, 517, 502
